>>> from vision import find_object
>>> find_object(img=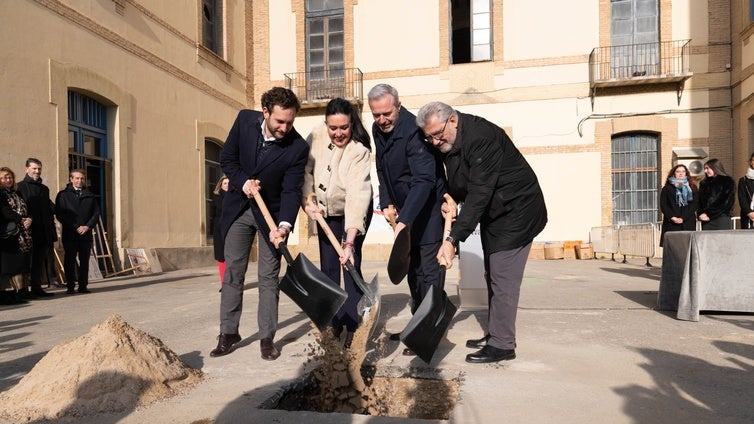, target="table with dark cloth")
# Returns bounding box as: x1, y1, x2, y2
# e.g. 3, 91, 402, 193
658, 230, 754, 321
